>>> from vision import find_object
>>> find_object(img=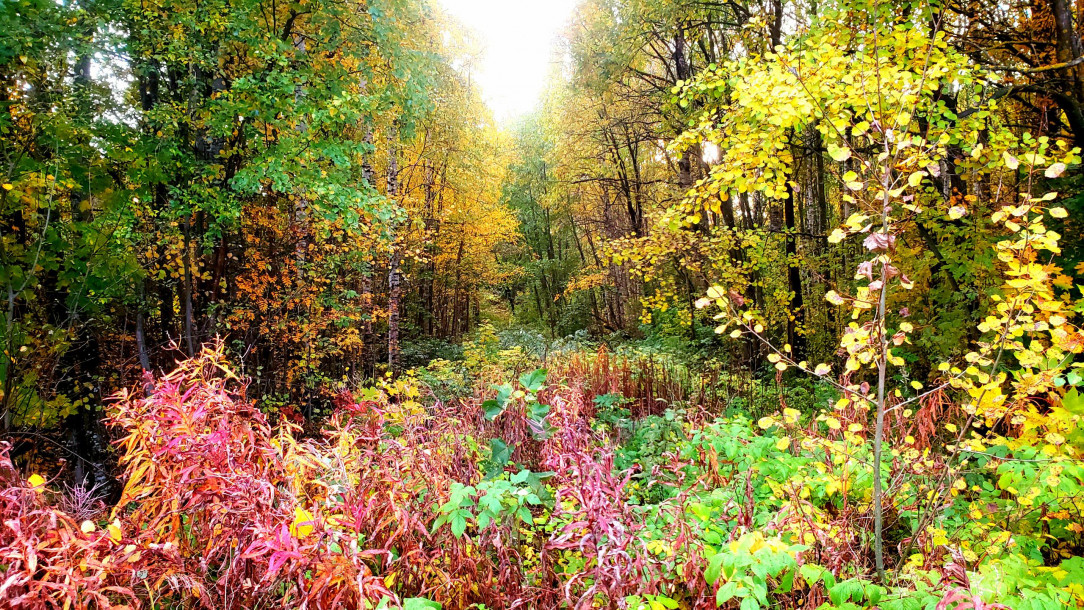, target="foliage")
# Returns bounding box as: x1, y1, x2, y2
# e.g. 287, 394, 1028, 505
5, 0, 1084, 607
